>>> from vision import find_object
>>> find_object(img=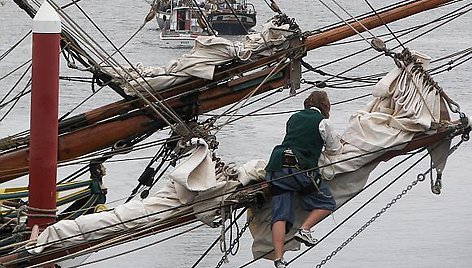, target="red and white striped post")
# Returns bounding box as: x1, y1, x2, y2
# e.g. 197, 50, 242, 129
28, 1, 61, 228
